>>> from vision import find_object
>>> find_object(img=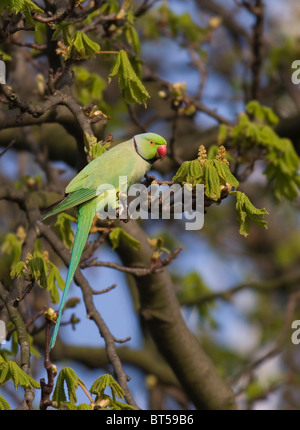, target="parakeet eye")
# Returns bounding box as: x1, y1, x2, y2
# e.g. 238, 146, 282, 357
149, 140, 155, 145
